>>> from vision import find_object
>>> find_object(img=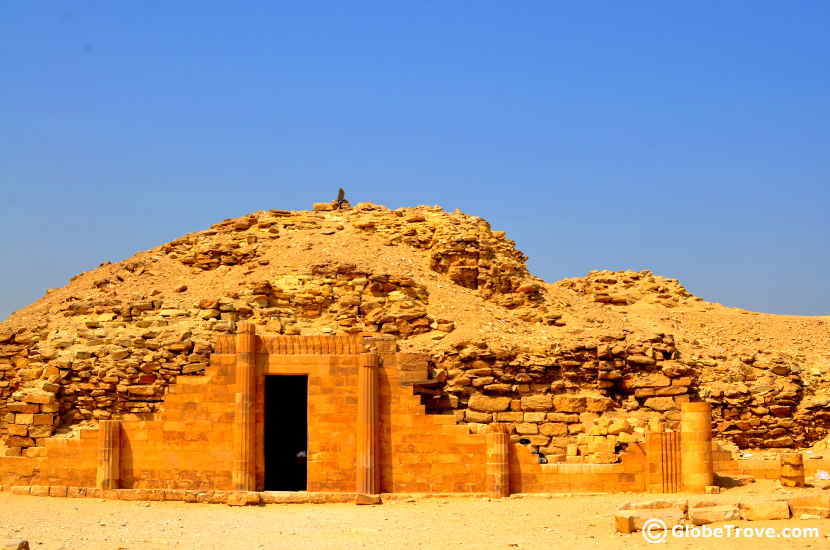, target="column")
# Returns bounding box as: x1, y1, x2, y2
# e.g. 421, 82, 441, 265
233, 321, 257, 491
680, 402, 714, 492
780, 453, 805, 487
486, 424, 510, 498
96, 420, 121, 489
356, 353, 379, 494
